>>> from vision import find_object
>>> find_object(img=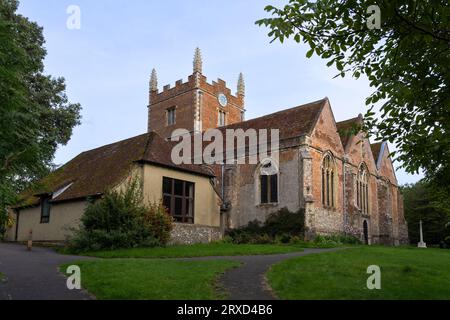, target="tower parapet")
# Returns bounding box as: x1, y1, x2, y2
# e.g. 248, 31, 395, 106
147, 48, 246, 137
